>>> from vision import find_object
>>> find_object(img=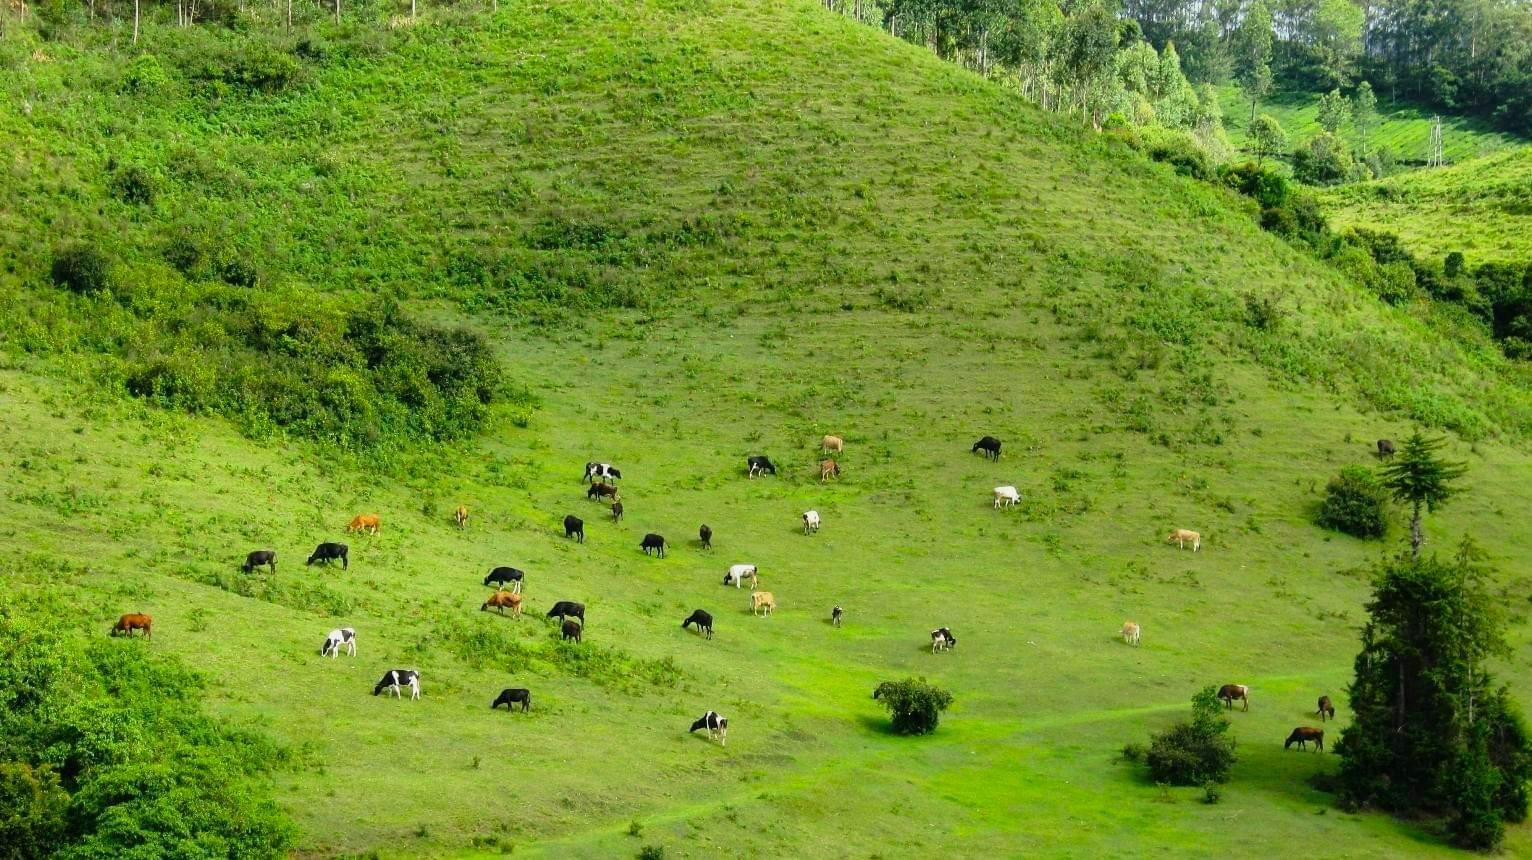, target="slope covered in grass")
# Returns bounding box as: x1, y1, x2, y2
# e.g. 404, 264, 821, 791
1319, 148, 1532, 266
3, 0, 1532, 856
